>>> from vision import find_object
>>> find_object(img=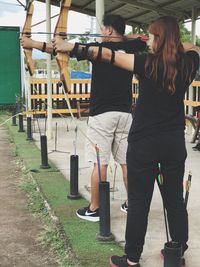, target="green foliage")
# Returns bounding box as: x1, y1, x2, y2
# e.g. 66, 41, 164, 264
179, 23, 191, 42
70, 58, 89, 72
127, 23, 200, 47
180, 23, 200, 46
34, 58, 89, 73
196, 38, 200, 47
78, 36, 90, 44
34, 59, 47, 69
